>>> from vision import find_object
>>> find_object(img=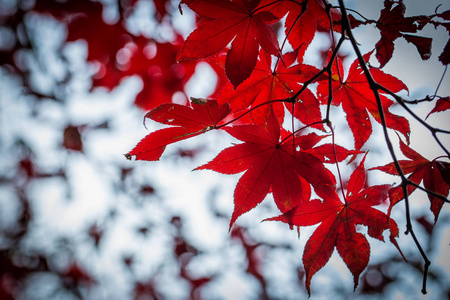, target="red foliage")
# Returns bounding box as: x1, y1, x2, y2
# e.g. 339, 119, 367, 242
177, 0, 282, 87
267, 155, 401, 293
127, 98, 230, 161
2, 0, 448, 296
196, 111, 335, 228
317, 51, 410, 149
124, 0, 450, 294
